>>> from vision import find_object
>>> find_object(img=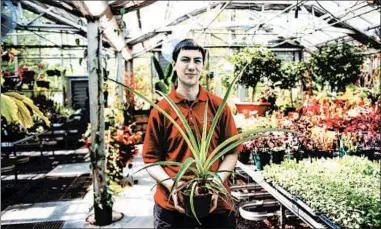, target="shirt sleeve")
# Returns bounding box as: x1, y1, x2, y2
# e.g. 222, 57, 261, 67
142, 108, 164, 163
220, 104, 242, 155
